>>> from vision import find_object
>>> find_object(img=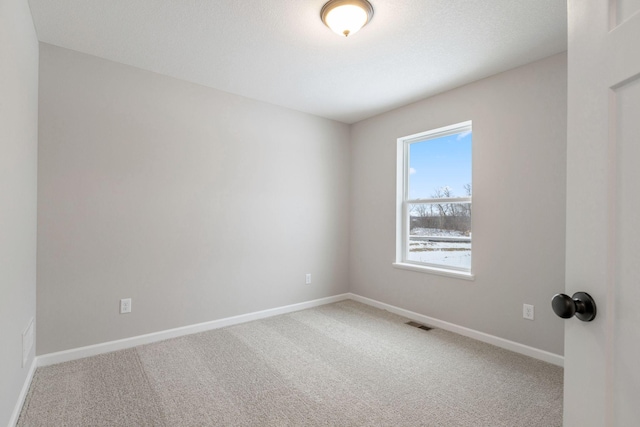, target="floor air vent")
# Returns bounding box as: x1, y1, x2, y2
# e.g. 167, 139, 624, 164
406, 321, 433, 331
